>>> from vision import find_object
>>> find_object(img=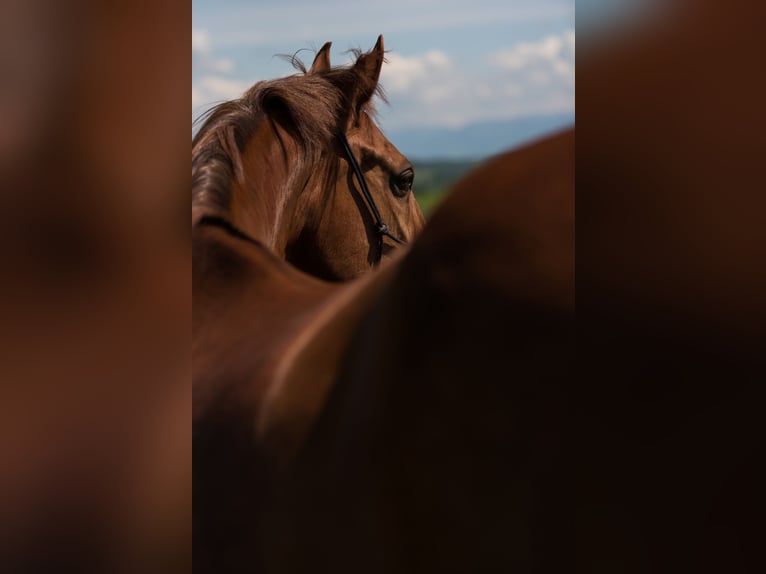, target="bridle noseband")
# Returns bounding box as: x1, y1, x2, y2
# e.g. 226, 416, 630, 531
338, 132, 406, 263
